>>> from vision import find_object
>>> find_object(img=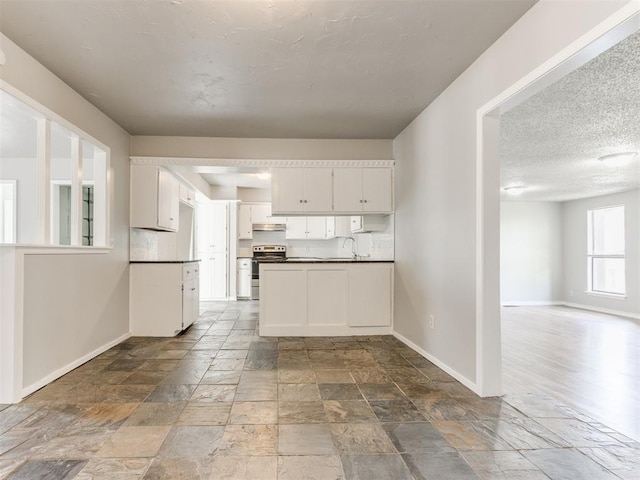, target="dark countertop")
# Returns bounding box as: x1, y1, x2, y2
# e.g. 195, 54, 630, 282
130, 260, 200, 264
284, 258, 394, 264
